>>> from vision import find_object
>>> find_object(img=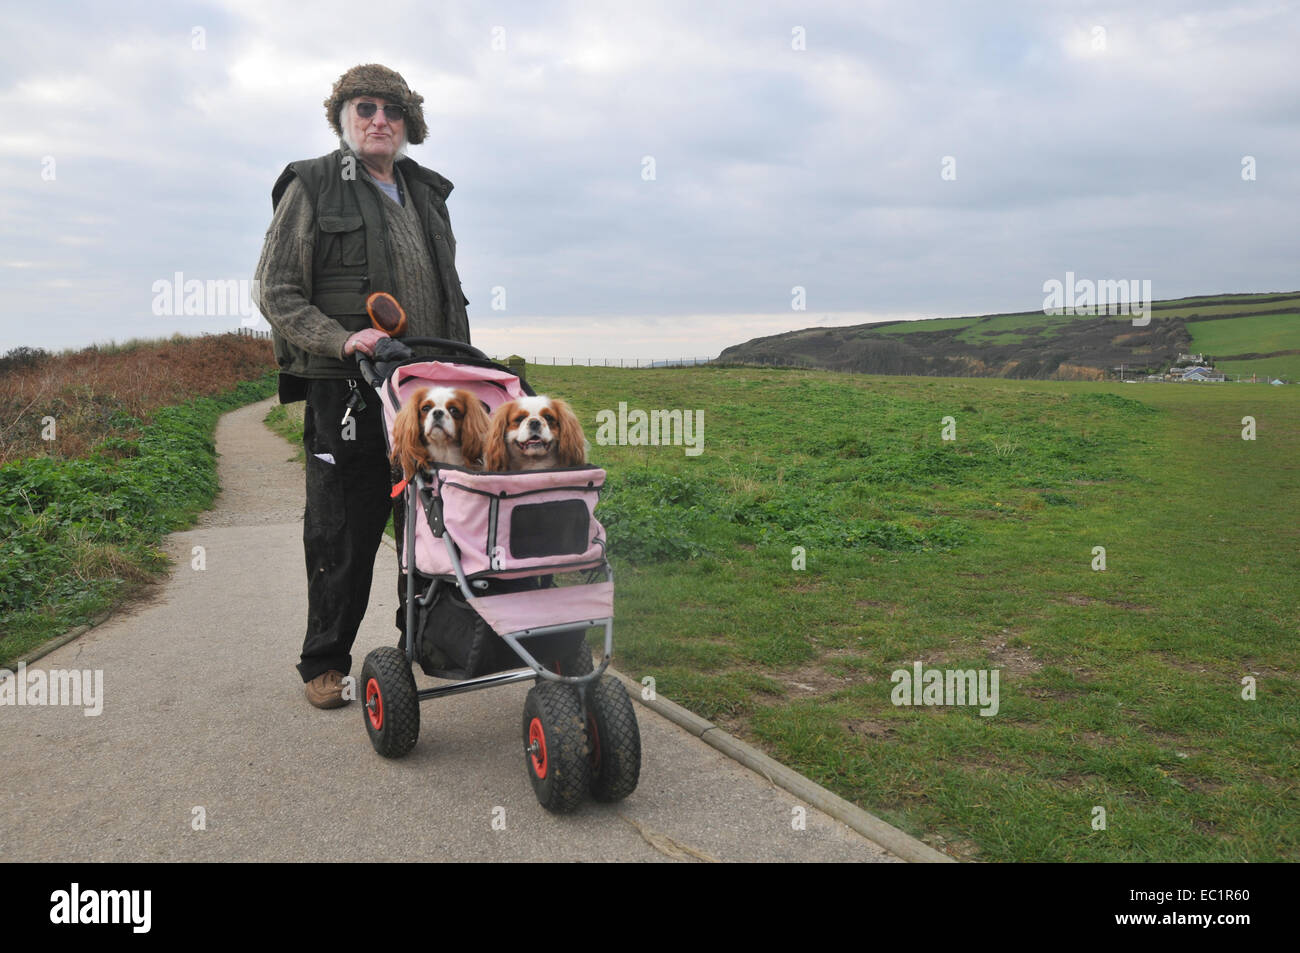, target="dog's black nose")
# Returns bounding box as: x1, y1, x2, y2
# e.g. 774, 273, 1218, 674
431, 409, 444, 420
528, 418, 541, 433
